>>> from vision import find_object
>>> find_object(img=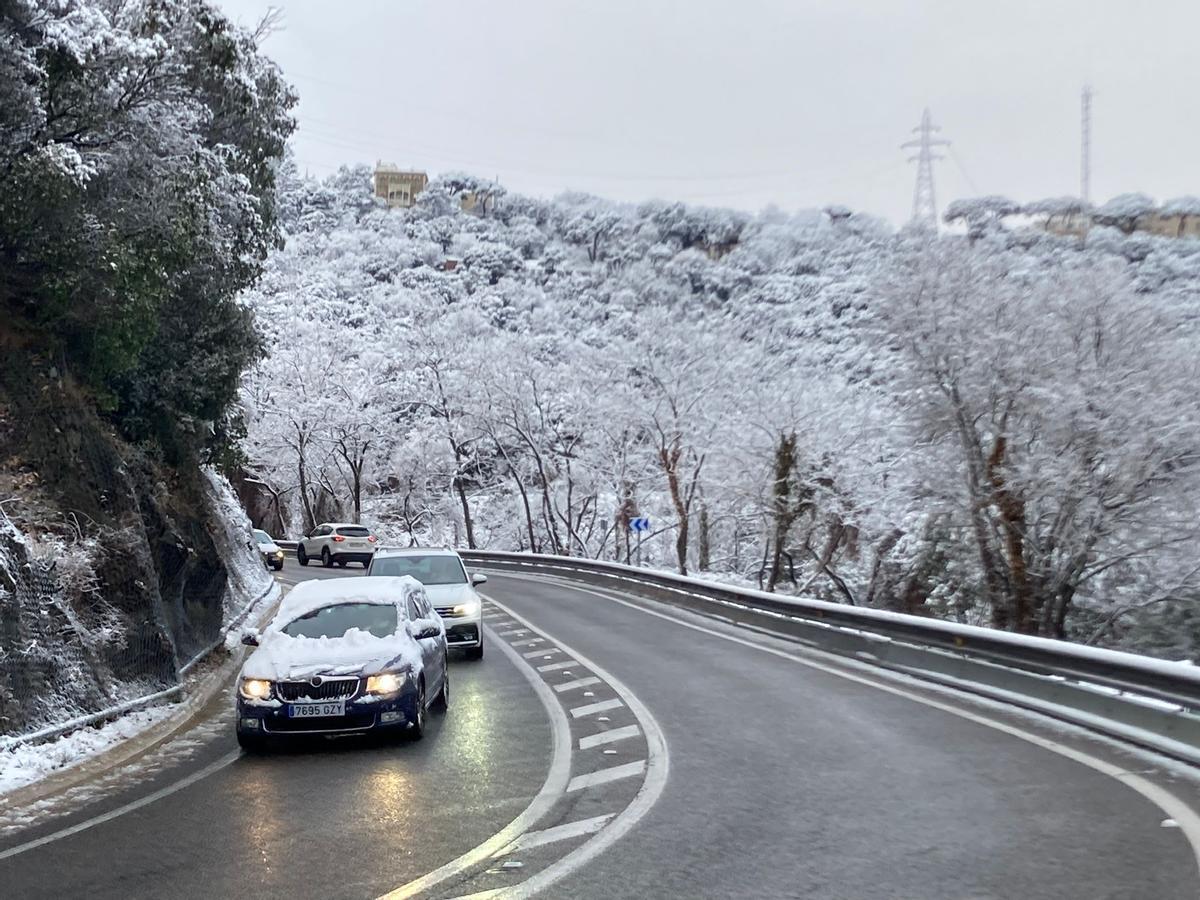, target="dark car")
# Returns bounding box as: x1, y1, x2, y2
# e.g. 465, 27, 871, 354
235, 576, 449, 751
253, 528, 285, 571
